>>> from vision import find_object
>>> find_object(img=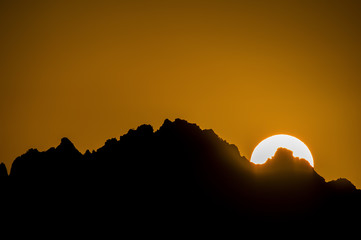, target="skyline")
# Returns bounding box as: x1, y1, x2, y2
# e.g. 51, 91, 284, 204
1, 0, 361, 187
